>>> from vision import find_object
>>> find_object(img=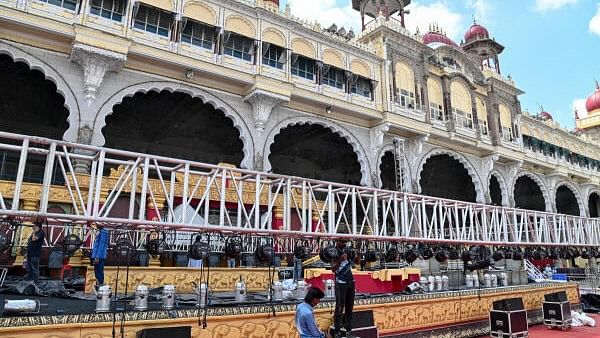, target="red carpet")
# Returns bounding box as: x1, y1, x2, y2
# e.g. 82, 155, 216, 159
481, 314, 600, 338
